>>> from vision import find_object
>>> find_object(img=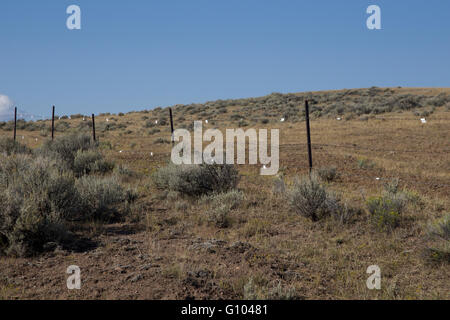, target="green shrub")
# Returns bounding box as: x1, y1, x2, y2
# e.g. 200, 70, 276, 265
55, 121, 70, 132
174, 200, 189, 212
367, 179, 416, 231
201, 190, 244, 228
316, 166, 339, 182
238, 119, 249, 127
208, 204, 231, 228
201, 189, 244, 209
383, 178, 400, 195
272, 176, 286, 194
75, 175, 129, 222
158, 118, 167, 126
73, 150, 103, 177
38, 134, 96, 169
267, 281, 297, 300
153, 163, 239, 197
70, 114, 85, 119
357, 157, 375, 169
144, 120, 155, 128
288, 174, 341, 221
0, 137, 31, 156
154, 137, 170, 144
427, 214, 450, 241
114, 164, 136, 181
149, 128, 161, 135
366, 197, 403, 231
89, 158, 115, 175
75, 176, 124, 221
0, 156, 78, 256
425, 214, 450, 263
